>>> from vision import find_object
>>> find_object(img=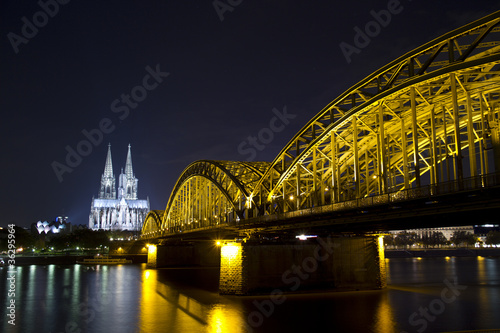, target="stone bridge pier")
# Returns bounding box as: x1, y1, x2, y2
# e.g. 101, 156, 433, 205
147, 235, 386, 295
